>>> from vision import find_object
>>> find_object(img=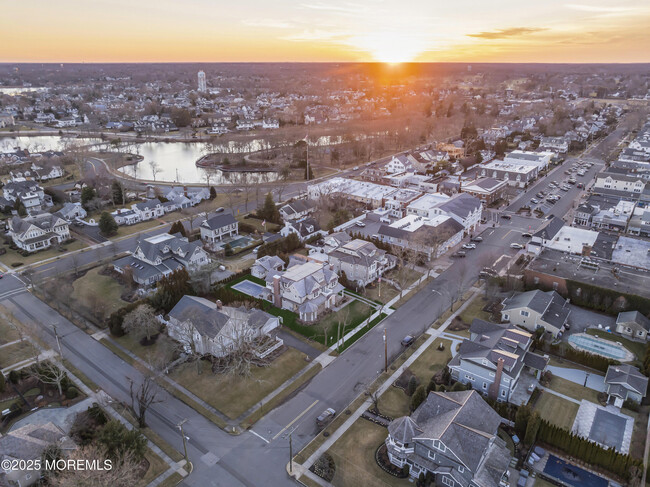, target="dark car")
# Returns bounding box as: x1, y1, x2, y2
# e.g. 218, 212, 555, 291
501, 214, 512, 220
452, 251, 467, 258
522, 232, 532, 238
401, 335, 415, 347
470, 236, 483, 242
